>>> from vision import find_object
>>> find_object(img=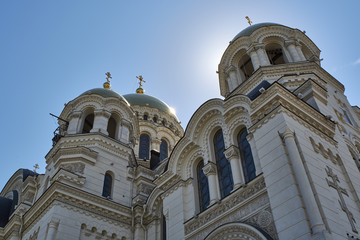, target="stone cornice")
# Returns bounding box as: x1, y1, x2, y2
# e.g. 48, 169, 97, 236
46, 145, 98, 166
52, 168, 86, 186
46, 133, 134, 162
21, 181, 132, 233
226, 62, 344, 99
250, 82, 335, 141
